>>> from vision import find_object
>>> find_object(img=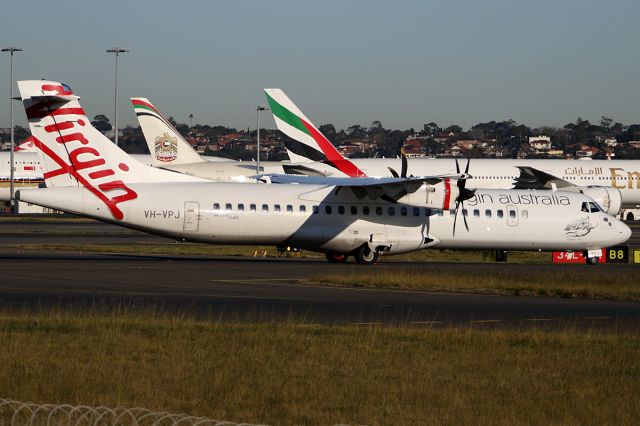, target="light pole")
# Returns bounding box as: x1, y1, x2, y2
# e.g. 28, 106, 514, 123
256, 106, 269, 176
2, 46, 22, 213
106, 47, 129, 146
